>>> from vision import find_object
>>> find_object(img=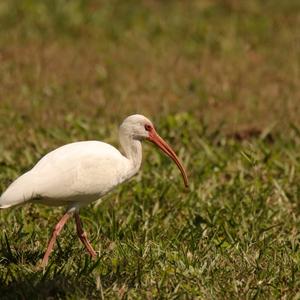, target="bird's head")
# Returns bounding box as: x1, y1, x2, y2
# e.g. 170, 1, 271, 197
120, 114, 189, 188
